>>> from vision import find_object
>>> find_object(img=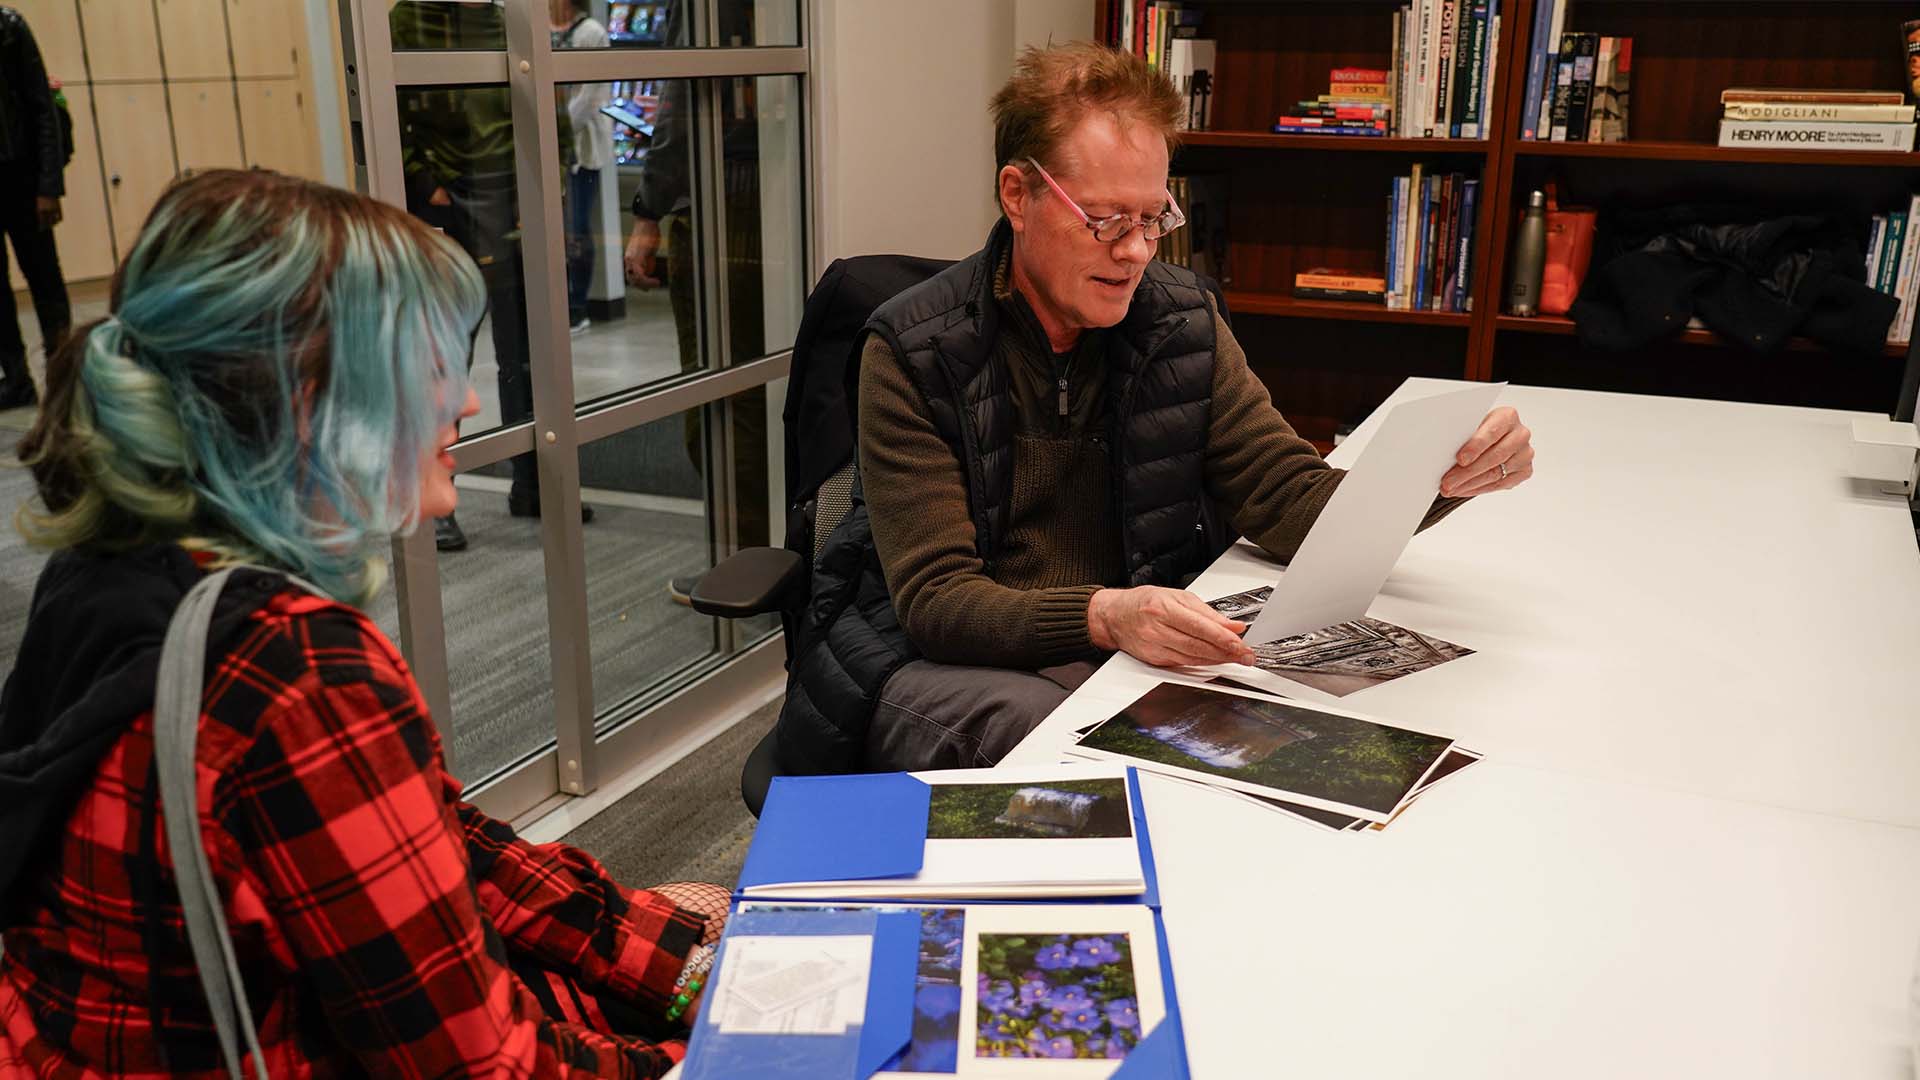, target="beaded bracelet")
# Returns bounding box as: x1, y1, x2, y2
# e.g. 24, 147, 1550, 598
665, 945, 717, 1023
